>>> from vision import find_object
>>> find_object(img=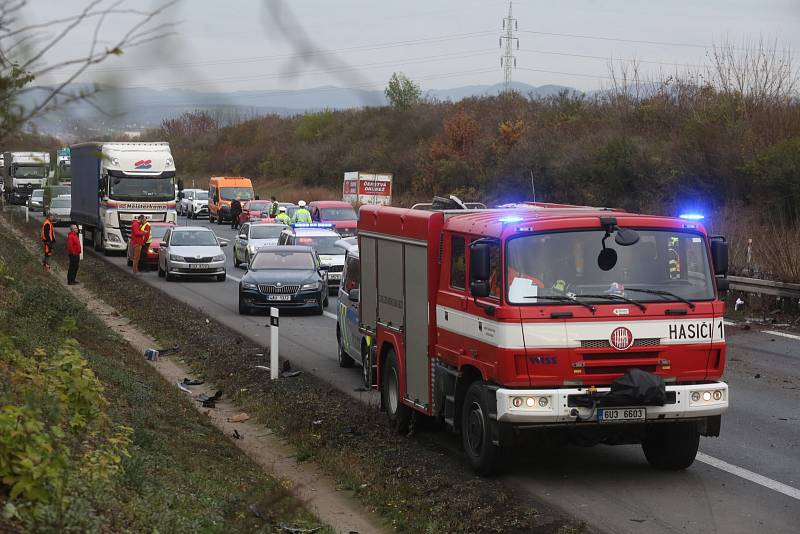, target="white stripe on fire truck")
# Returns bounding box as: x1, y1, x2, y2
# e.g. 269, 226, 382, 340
435, 305, 725, 350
